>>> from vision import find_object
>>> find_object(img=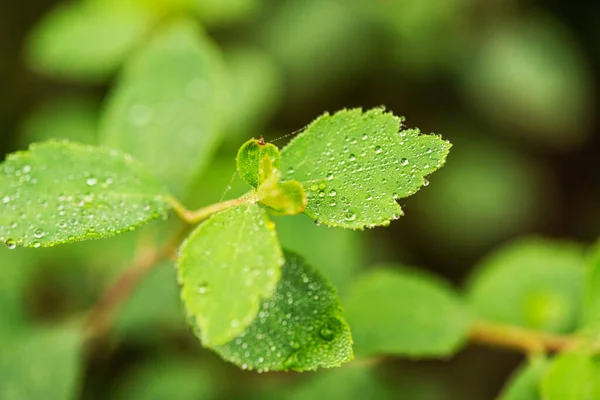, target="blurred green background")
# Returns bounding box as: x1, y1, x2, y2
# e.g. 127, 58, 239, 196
1, 0, 599, 399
